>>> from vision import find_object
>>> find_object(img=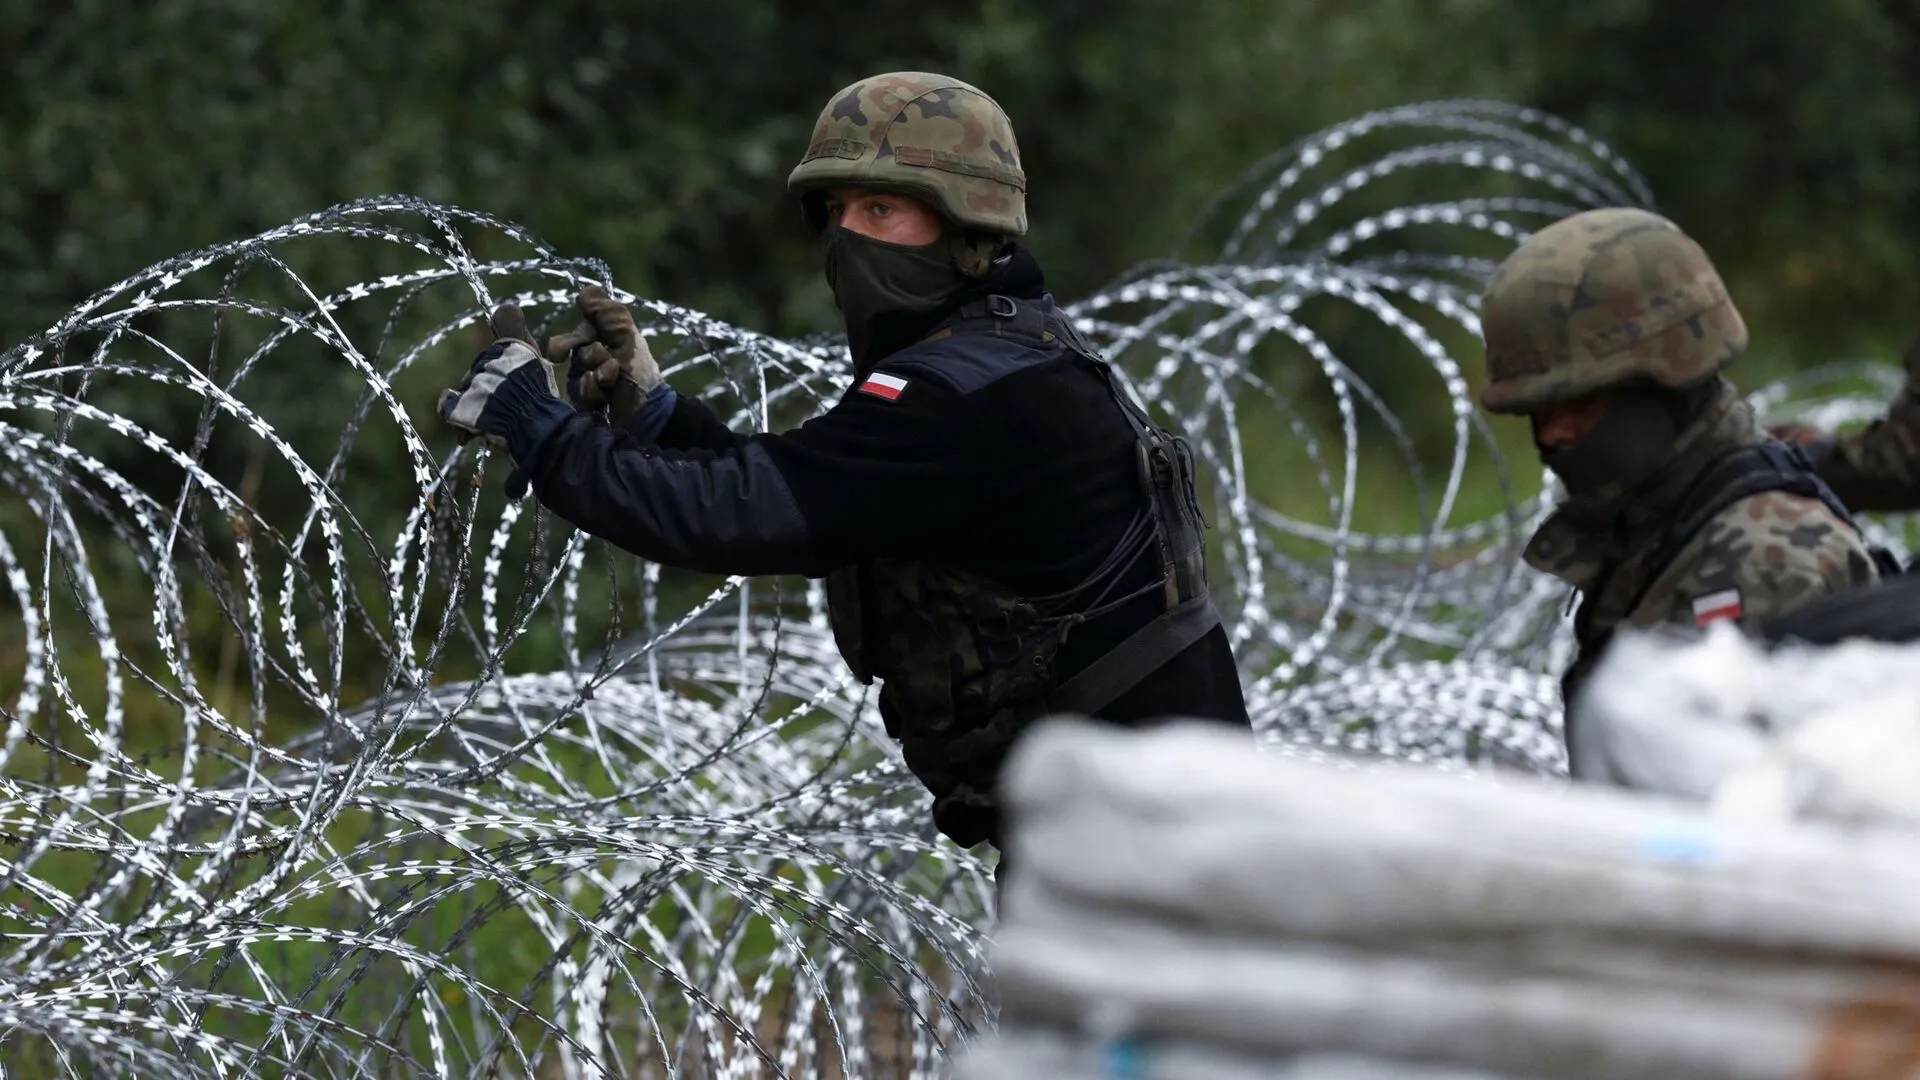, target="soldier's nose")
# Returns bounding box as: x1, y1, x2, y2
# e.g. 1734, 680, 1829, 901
1531, 391, 1614, 448
1533, 412, 1580, 448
